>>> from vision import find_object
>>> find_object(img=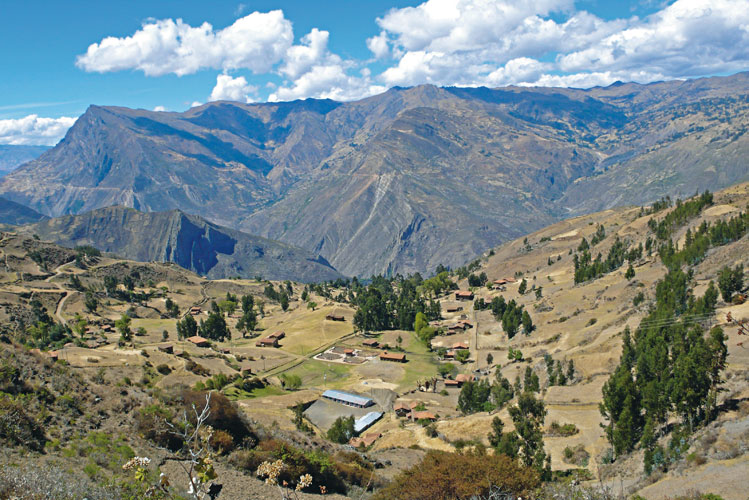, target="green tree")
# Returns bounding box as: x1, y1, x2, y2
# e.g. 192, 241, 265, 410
625, 264, 635, 280
486, 353, 494, 365
103, 275, 117, 296
84, 291, 98, 313
438, 363, 455, 378
521, 310, 534, 335
115, 314, 132, 342
518, 279, 527, 295
327, 416, 355, 443
455, 349, 470, 363
414, 311, 427, 334
280, 293, 289, 312
509, 392, 549, 479
717, 264, 744, 302
236, 308, 257, 338
200, 312, 229, 342
176, 314, 198, 340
